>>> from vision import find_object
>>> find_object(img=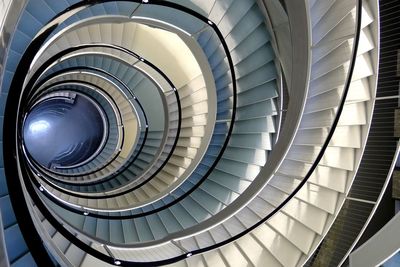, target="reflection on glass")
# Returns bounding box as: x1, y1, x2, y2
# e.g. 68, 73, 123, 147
28, 120, 50, 134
